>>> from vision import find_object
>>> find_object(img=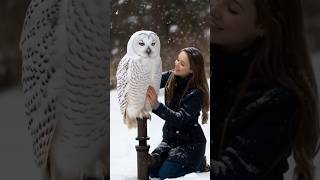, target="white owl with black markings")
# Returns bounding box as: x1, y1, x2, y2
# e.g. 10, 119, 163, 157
116, 30, 162, 128
20, 0, 109, 179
